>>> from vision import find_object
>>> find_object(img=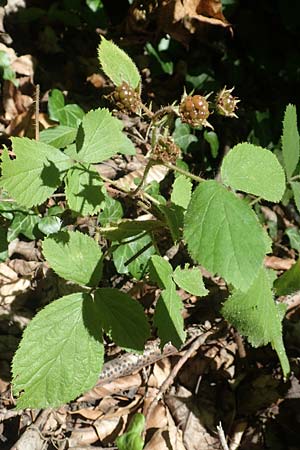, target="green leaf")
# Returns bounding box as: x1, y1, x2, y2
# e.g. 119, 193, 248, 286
285, 227, 300, 251
0, 226, 8, 262
113, 232, 155, 280
204, 130, 219, 158
65, 164, 106, 216
149, 255, 173, 289
8, 212, 41, 241
48, 88, 65, 121
101, 219, 161, 241
221, 143, 286, 202
40, 126, 77, 148
116, 413, 145, 450
274, 259, 300, 296
98, 36, 141, 89
172, 119, 197, 152
282, 104, 300, 179
60, 104, 85, 128
94, 288, 150, 351
171, 175, 192, 209
159, 203, 184, 243
222, 268, 290, 378
38, 216, 62, 236
0, 138, 71, 208
12, 293, 104, 408
153, 281, 186, 349
184, 180, 268, 291
291, 181, 300, 214
42, 230, 103, 286
86, 0, 103, 12
173, 265, 208, 296
98, 195, 123, 226
75, 108, 135, 163
48, 89, 84, 127
145, 42, 173, 75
